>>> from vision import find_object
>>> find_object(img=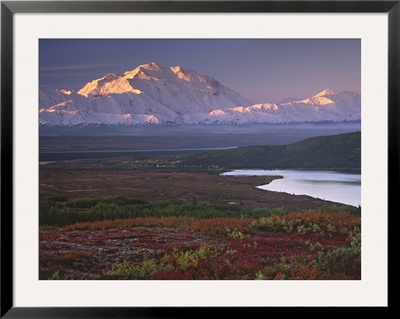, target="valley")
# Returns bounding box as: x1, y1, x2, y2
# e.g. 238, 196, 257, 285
38, 59, 362, 281
39, 122, 360, 160
40, 159, 350, 211
39, 131, 361, 280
